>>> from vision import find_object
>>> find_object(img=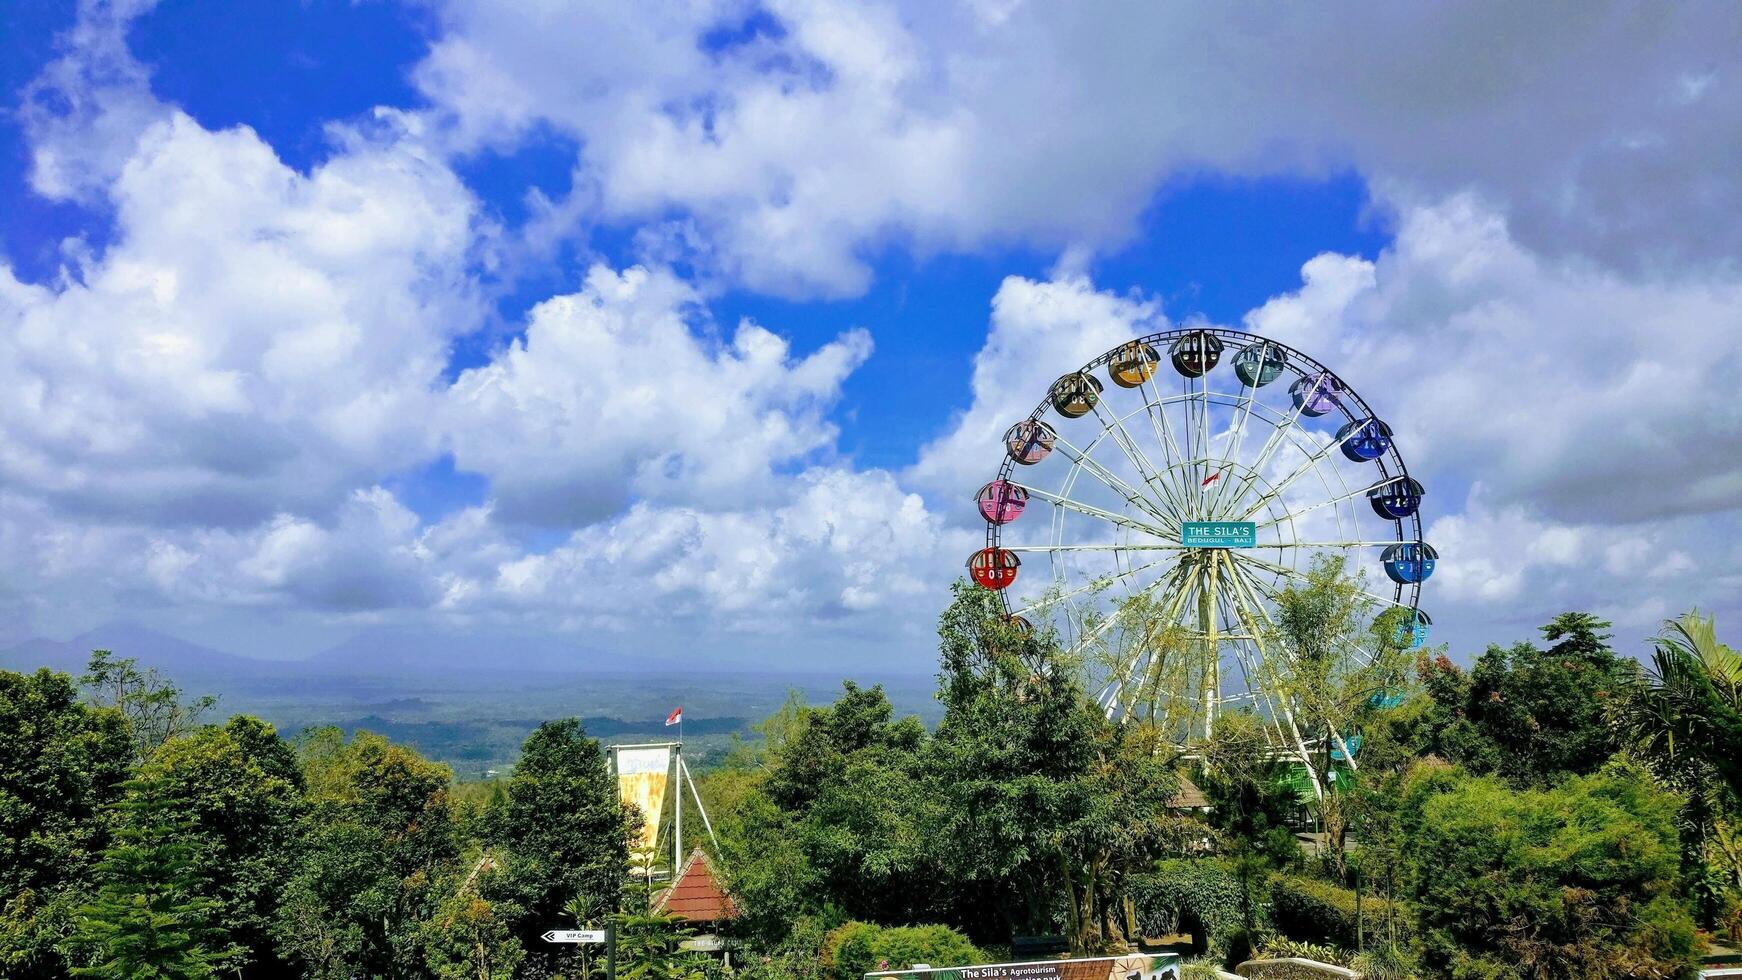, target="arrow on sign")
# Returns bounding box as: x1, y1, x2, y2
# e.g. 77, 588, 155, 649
542, 929, 608, 944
